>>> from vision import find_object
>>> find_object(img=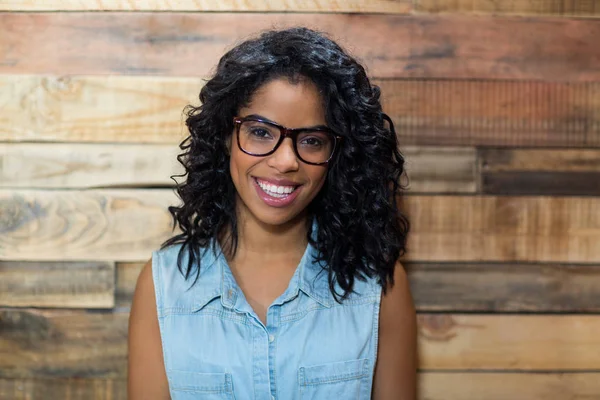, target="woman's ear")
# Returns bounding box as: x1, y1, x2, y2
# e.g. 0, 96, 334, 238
225, 134, 232, 156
